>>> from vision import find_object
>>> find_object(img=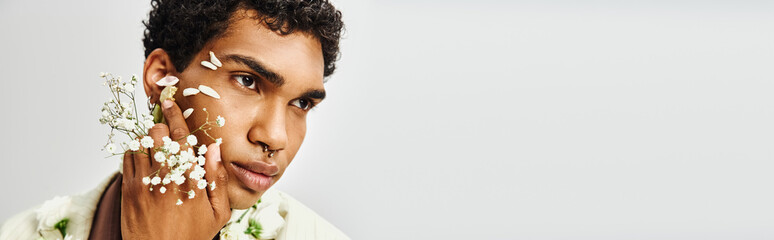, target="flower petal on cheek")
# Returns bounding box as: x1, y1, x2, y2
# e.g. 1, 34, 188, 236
155, 75, 179, 87
183, 88, 200, 97
209, 51, 222, 67
201, 61, 218, 70
183, 108, 194, 119
198, 85, 220, 99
